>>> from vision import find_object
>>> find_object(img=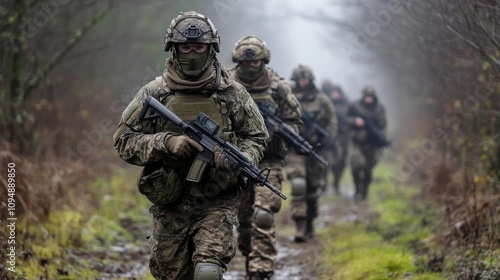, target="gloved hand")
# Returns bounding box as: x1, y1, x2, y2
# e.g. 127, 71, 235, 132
214, 145, 237, 171
165, 135, 203, 158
